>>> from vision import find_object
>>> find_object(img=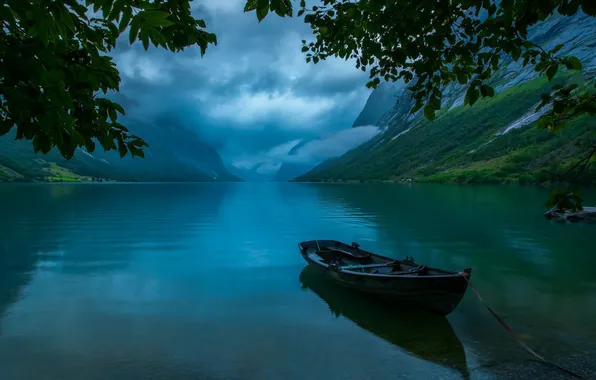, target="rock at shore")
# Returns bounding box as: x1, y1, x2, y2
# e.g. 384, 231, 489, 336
544, 207, 596, 223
